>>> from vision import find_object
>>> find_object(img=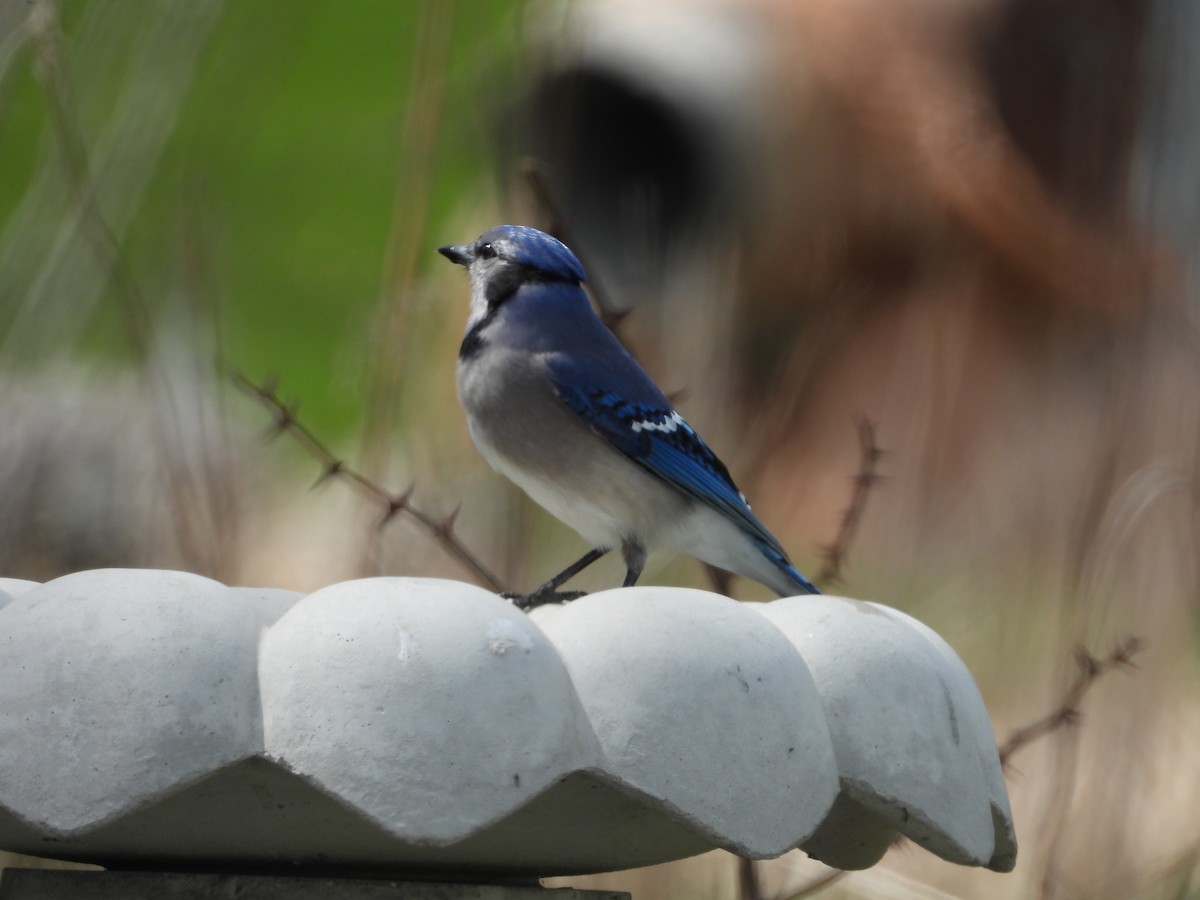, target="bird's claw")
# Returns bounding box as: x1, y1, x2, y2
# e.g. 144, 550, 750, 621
502, 588, 588, 611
